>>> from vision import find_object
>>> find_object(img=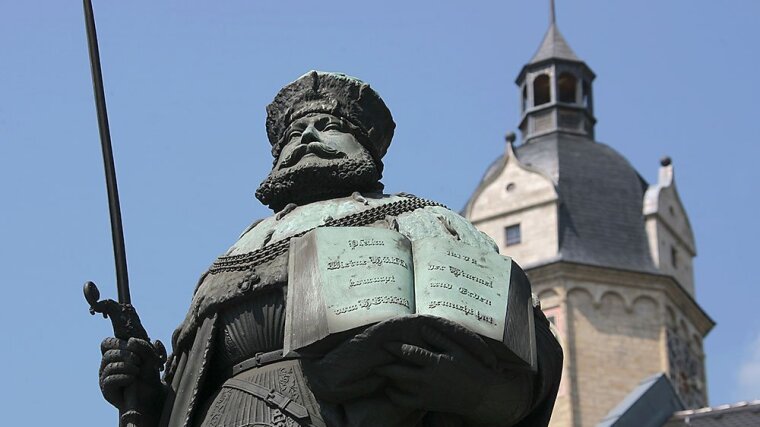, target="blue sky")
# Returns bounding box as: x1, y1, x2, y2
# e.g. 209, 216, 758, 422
1, 1, 759, 424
